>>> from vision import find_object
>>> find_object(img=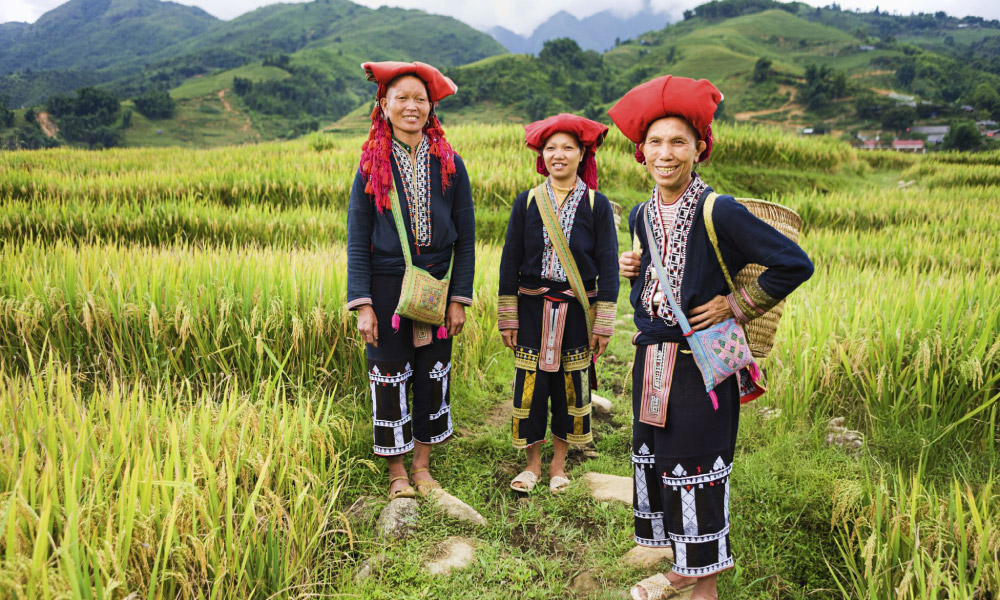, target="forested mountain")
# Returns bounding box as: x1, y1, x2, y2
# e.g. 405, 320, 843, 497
0, 0, 218, 77
489, 7, 672, 54
0, 22, 29, 52
0, 0, 505, 108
